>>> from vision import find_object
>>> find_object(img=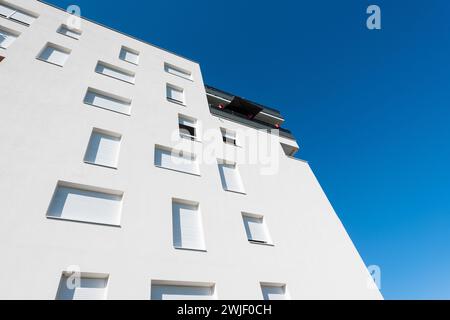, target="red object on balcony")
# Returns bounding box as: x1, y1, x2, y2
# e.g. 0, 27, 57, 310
218, 104, 225, 109
275, 123, 280, 129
